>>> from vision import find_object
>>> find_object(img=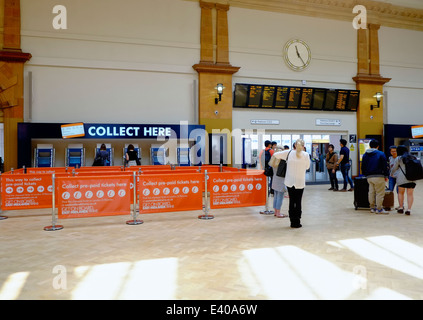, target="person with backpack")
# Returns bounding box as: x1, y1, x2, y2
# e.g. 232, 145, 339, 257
390, 145, 421, 215
259, 140, 275, 194
361, 139, 389, 214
